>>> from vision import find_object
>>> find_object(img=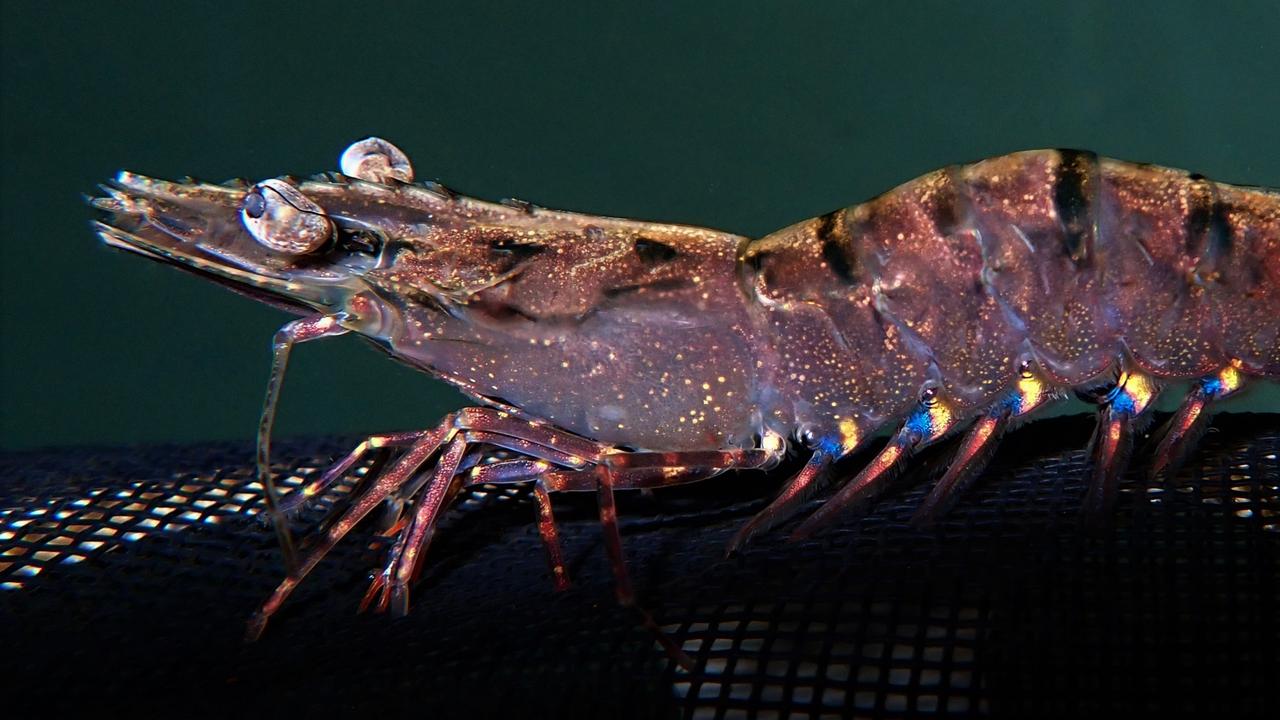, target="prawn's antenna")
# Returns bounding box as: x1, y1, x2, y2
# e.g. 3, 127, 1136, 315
257, 314, 353, 572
